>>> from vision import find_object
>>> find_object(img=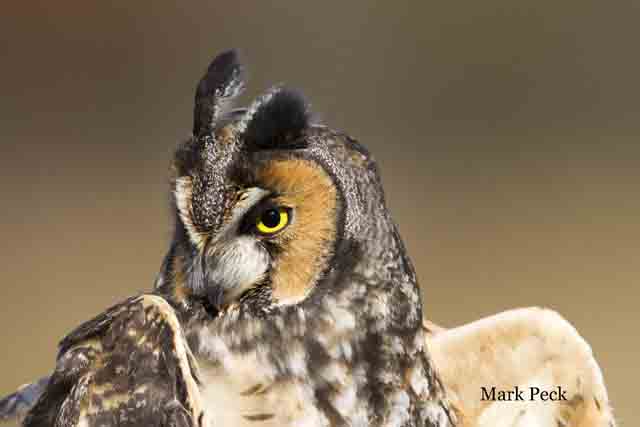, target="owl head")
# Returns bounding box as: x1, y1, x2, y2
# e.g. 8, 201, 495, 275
156, 50, 416, 318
